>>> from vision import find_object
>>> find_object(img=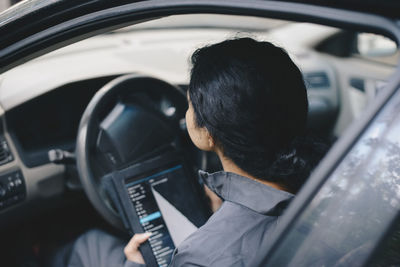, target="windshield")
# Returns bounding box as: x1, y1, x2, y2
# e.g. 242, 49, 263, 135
111, 14, 290, 33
